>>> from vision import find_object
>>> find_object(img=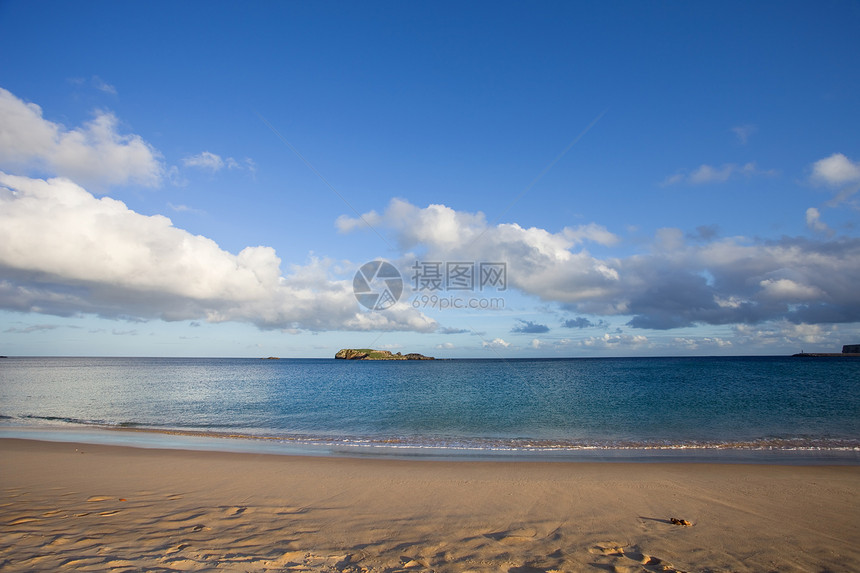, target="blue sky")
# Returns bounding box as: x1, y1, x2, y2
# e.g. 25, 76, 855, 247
1, 1, 859, 357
